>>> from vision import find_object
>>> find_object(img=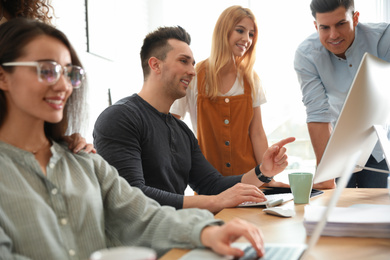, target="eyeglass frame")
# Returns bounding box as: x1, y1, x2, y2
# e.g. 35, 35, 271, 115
1, 60, 86, 89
